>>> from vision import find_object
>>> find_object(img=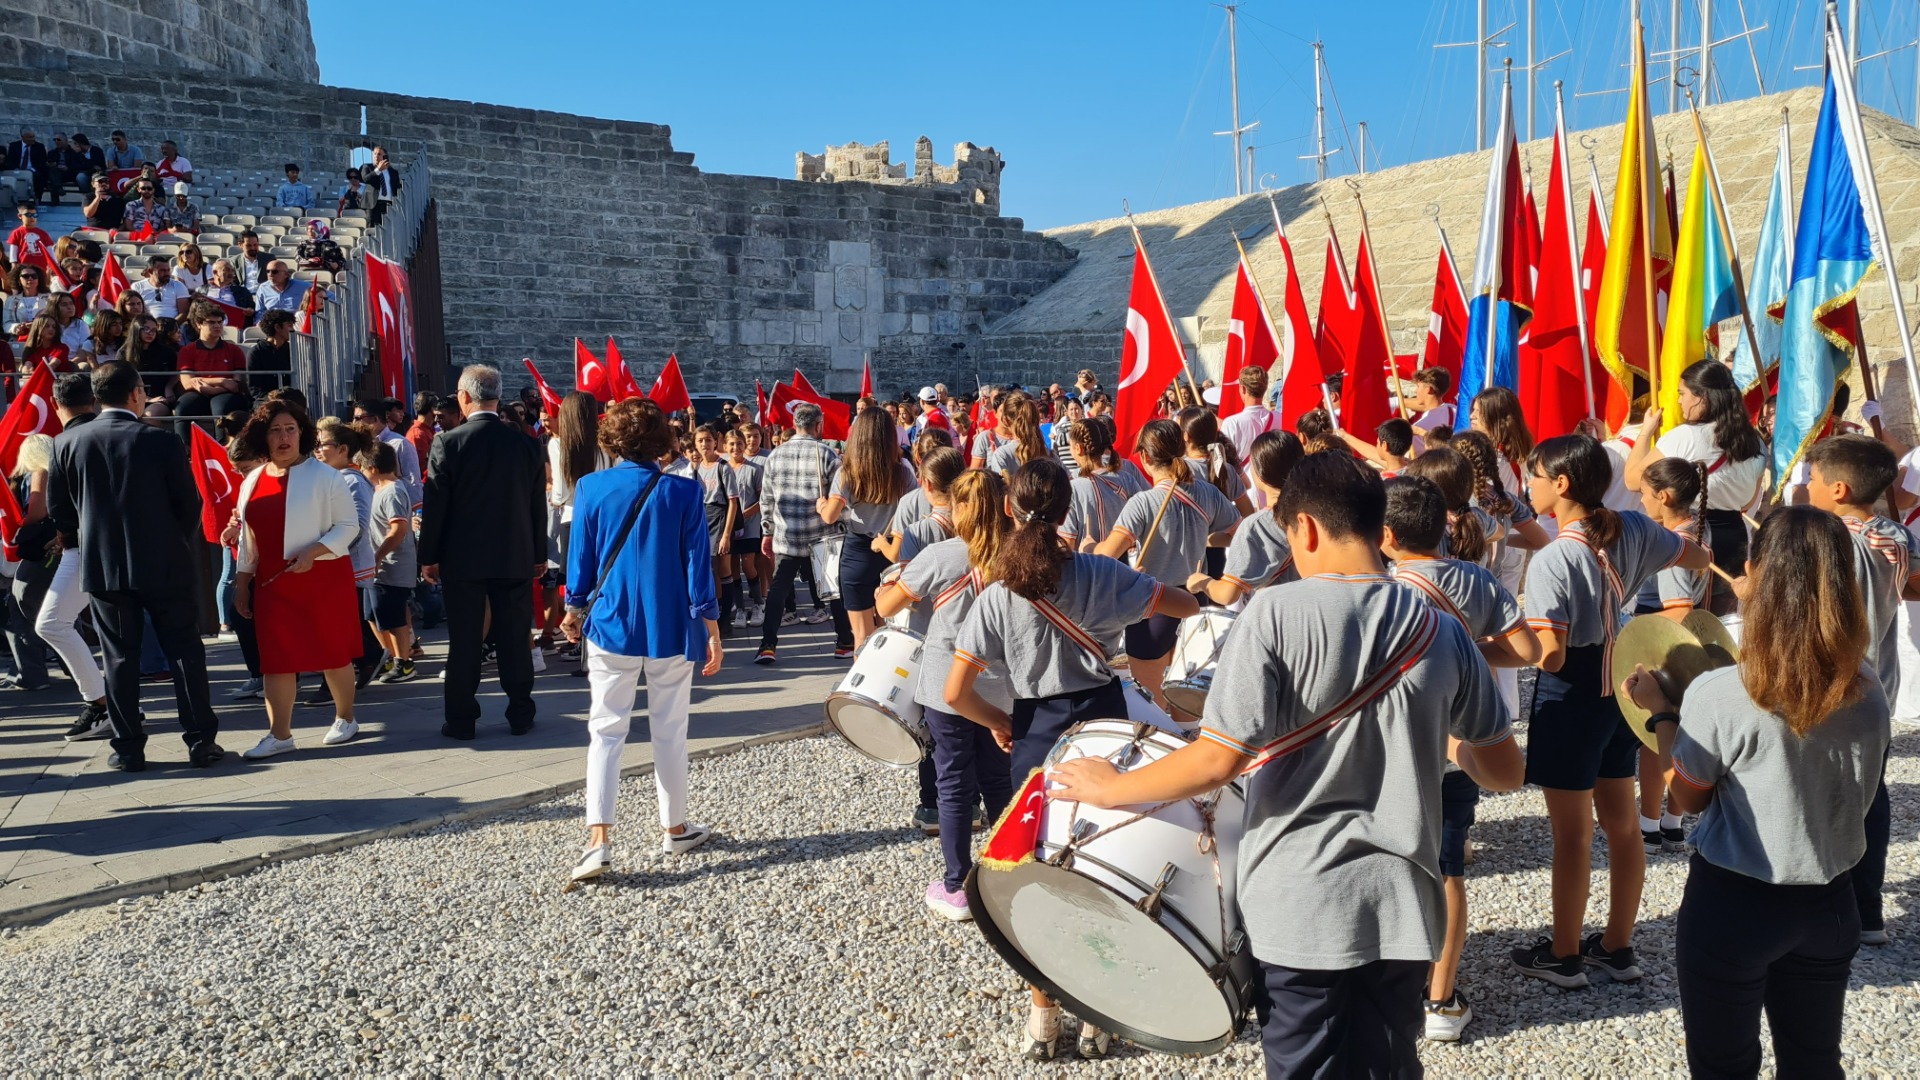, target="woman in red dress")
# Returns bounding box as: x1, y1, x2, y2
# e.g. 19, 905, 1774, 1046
232, 399, 363, 760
